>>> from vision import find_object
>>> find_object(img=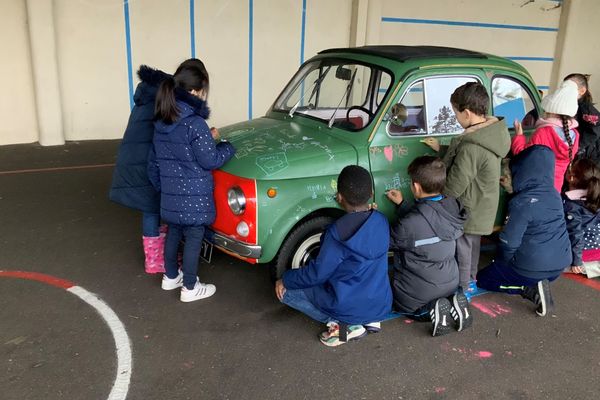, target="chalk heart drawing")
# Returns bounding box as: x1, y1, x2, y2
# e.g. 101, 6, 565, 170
256, 152, 289, 176
384, 146, 394, 162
